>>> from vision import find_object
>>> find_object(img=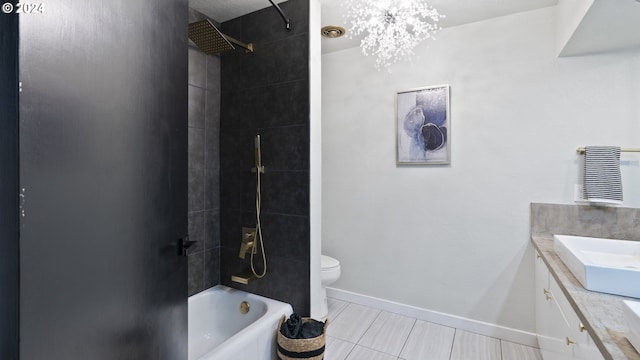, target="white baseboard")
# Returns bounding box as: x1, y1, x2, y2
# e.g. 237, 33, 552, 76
326, 287, 539, 348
